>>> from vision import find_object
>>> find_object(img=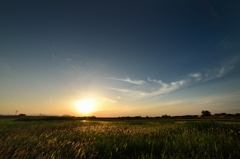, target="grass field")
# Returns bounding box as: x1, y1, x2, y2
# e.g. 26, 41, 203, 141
0, 118, 240, 159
